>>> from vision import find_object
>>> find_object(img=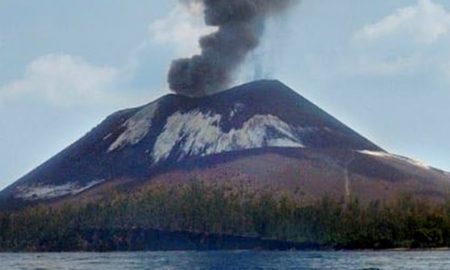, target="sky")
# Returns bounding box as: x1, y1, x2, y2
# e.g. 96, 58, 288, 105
0, 0, 450, 190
